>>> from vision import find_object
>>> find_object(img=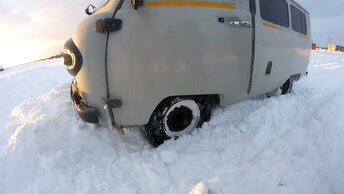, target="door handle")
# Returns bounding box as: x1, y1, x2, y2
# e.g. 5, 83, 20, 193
229, 20, 252, 27
218, 17, 252, 28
